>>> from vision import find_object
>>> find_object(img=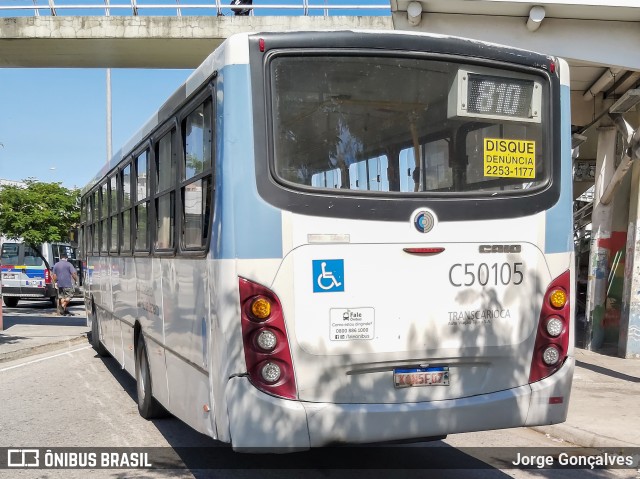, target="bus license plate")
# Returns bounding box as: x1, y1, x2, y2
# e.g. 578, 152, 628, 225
393, 367, 449, 388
